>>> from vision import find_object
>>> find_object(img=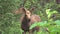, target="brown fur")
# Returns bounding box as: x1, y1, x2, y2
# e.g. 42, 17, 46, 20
15, 7, 41, 34
21, 14, 41, 34
21, 9, 41, 34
